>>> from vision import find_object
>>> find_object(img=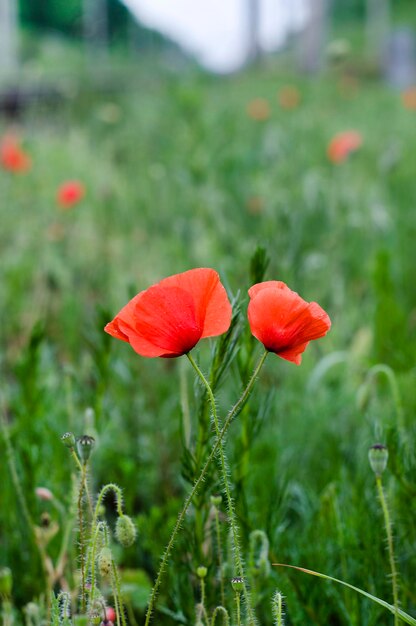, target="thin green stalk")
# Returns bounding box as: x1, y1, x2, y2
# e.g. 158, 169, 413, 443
78, 464, 87, 613
376, 475, 400, 626
211, 606, 230, 626
213, 505, 225, 606
92, 483, 124, 530
187, 353, 256, 625
235, 592, 241, 626
143, 350, 268, 626
367, 365, 406, 449
111, 558, 127, 626
70, 450, 93, 516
